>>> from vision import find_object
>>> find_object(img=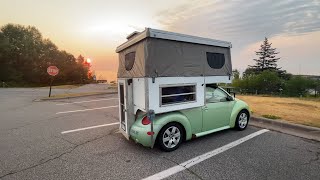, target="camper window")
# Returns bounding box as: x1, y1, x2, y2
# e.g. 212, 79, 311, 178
160, 85, 196, 106
206, 52, 225, 69
125, 52, 136, 71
